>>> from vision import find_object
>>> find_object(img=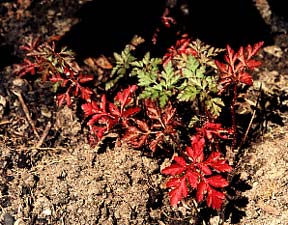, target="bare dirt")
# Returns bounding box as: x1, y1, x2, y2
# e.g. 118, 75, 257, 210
0, 0, 288, 225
